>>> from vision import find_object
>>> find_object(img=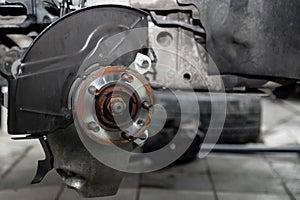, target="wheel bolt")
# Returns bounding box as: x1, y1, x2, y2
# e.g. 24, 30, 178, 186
87, 122, 100, 132
142, 101, 152, 110
88, 86, 98, 95
121, 73, 134, 83
121, 132, 134, 141
137, 120, 144, 126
